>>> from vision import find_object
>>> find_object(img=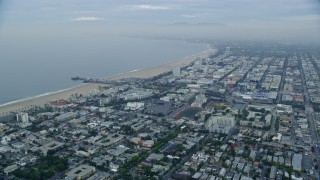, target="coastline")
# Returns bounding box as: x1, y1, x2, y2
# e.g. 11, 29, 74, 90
0, 48, 217, 115
0, 84, 86, 107
108, 48, 215, 80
